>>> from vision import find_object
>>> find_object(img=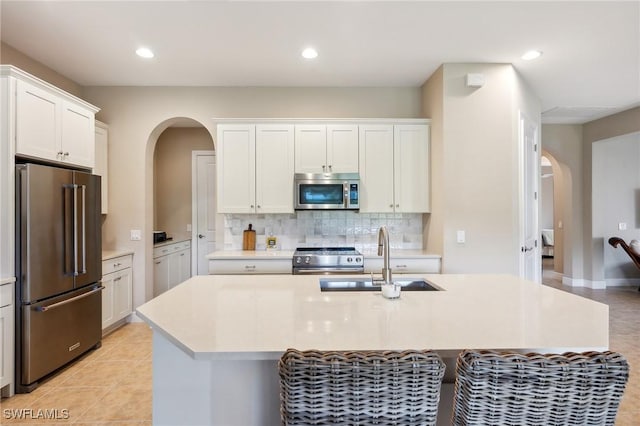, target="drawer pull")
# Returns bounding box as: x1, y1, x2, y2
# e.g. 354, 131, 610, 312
245, 265, 256, 269
396, 264, 407, 268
